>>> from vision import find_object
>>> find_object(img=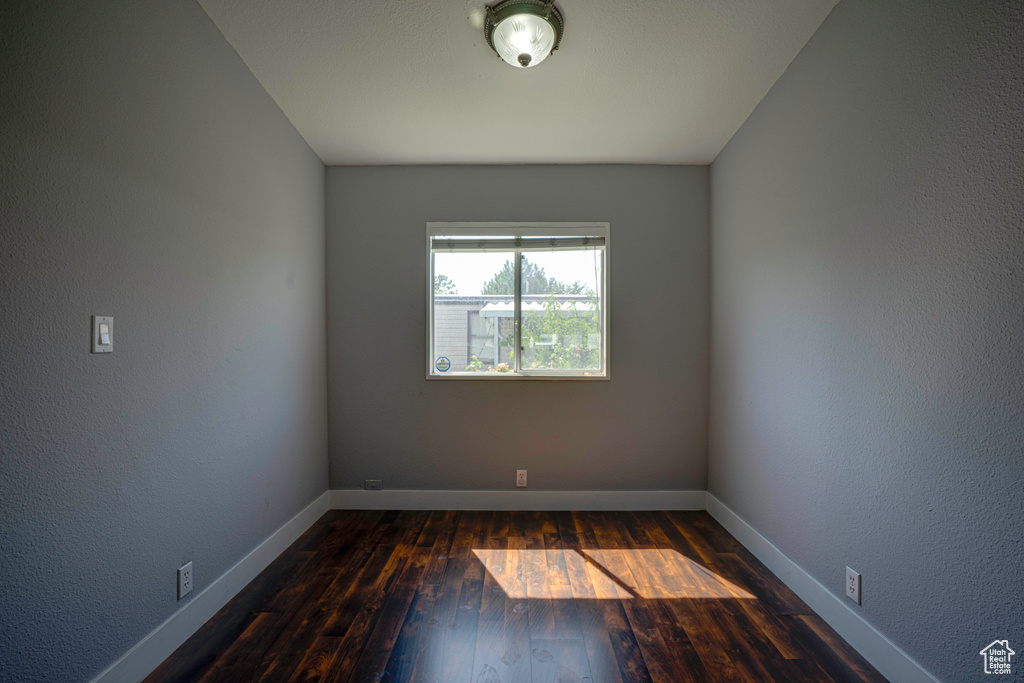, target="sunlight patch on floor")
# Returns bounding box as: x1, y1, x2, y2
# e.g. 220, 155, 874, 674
471, 548, 754, 600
